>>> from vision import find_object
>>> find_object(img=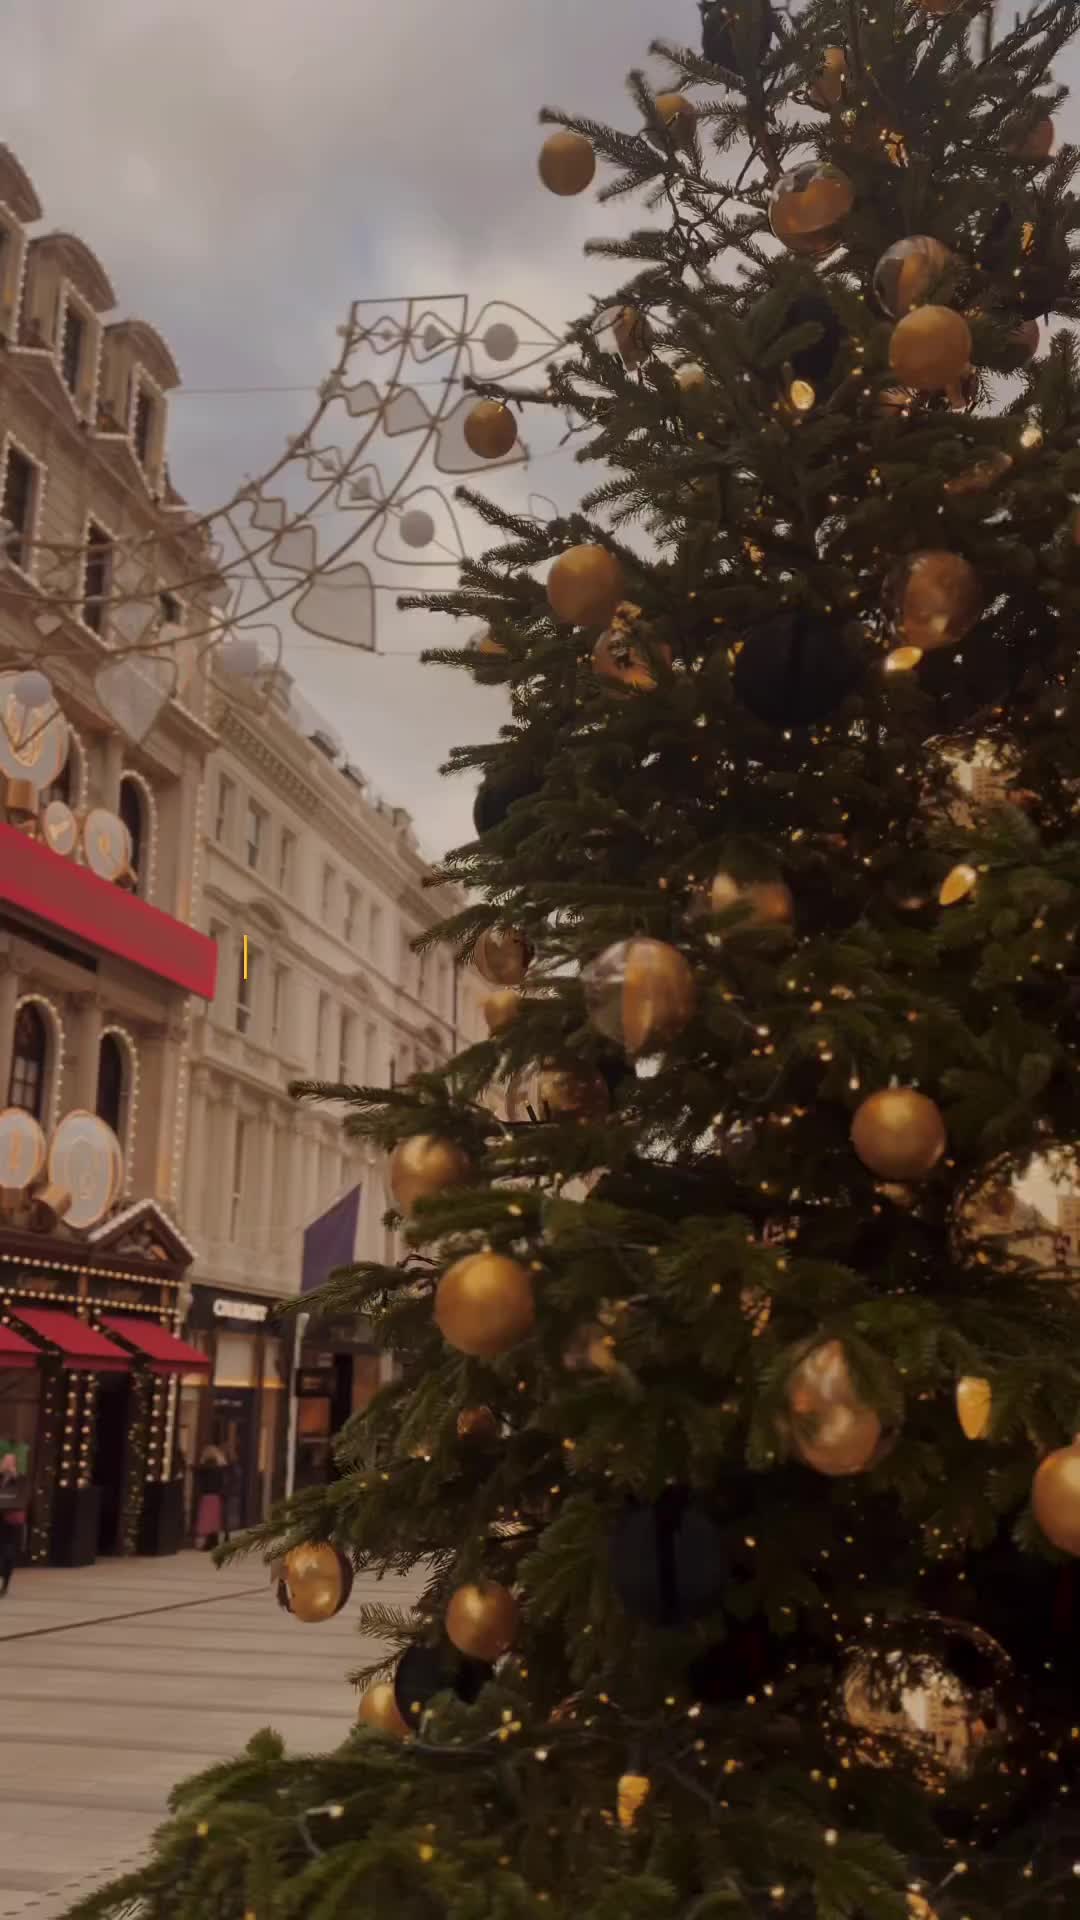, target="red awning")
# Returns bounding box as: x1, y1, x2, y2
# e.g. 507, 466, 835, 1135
0, 1323, 39, 1370
100, 1315, 210, 1377
12, 1307, 132, 1373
